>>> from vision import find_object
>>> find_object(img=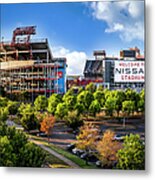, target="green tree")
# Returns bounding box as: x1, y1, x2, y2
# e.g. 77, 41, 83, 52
34, 95, 48, 111
97, 85, 104, 91
104, 96, 117, 116
0, 96, 8, 107
93, 90, 105, 107
122, 100, 135, 117
19, 142, 46, 167
0, 107, 9, 123
77, 90, 94, 117
137, 89, 145, 113
55, 103, 68, 120
47, 94, 61, 115
63, 94, 76, 111
89, 100, 101, 117
117, 134, 145, 170
0, 124, 46, 167
7, 101, 19, 115
19, 104, 38, 131
125, 88, 139, 111
0, 136, 15, 166
65, 110, 83, 130
112, 90, 126, 116
85, 82, 96, 93
74, 103, 85, 116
